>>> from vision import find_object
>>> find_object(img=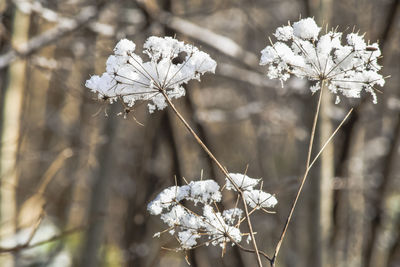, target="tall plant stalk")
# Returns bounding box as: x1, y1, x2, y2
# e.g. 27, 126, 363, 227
159, 89, 265, 267
271, 81, 353, 266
